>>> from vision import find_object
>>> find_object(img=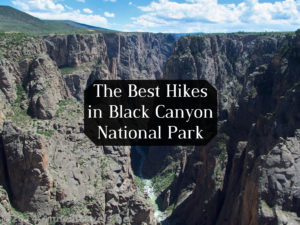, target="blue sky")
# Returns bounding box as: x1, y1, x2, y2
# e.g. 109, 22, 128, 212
2, 0, 300, 33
